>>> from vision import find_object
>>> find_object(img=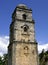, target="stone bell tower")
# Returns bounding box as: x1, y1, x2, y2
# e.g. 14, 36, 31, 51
8, 4, 38, 65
